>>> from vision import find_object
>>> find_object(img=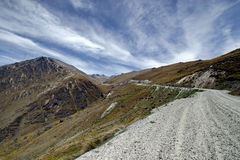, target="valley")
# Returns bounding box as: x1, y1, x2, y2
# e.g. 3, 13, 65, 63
0, 49, 239, 160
